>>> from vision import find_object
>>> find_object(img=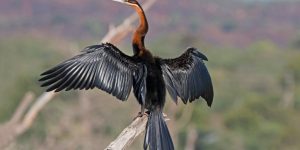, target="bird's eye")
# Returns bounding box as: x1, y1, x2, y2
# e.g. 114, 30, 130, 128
127, 0, 135, 3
